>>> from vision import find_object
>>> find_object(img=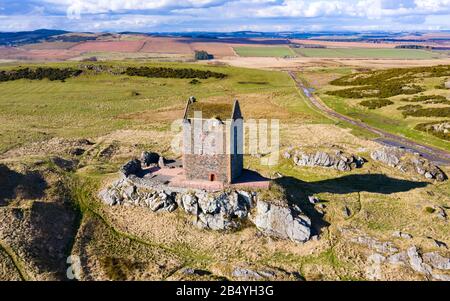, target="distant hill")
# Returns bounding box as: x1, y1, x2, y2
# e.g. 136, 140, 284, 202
0, 29, 70, 46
